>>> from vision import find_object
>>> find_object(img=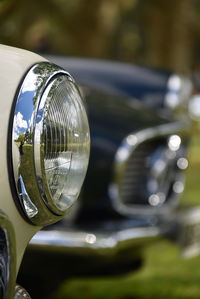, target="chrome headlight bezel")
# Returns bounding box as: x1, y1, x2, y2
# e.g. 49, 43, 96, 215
9, 62, 90, 226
